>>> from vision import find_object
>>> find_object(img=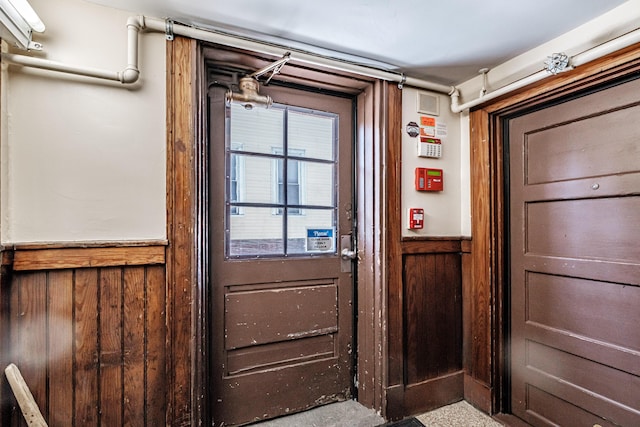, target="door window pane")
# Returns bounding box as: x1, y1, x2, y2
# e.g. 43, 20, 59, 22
229, 150, 244, 215
288, 109, 336, 161
230, 103, 284, 155
303, 161, 334, 207
226, 103, 338, 258
274, 150, 304, 215
287, 208, 335, 255
229, 207, 284, 256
